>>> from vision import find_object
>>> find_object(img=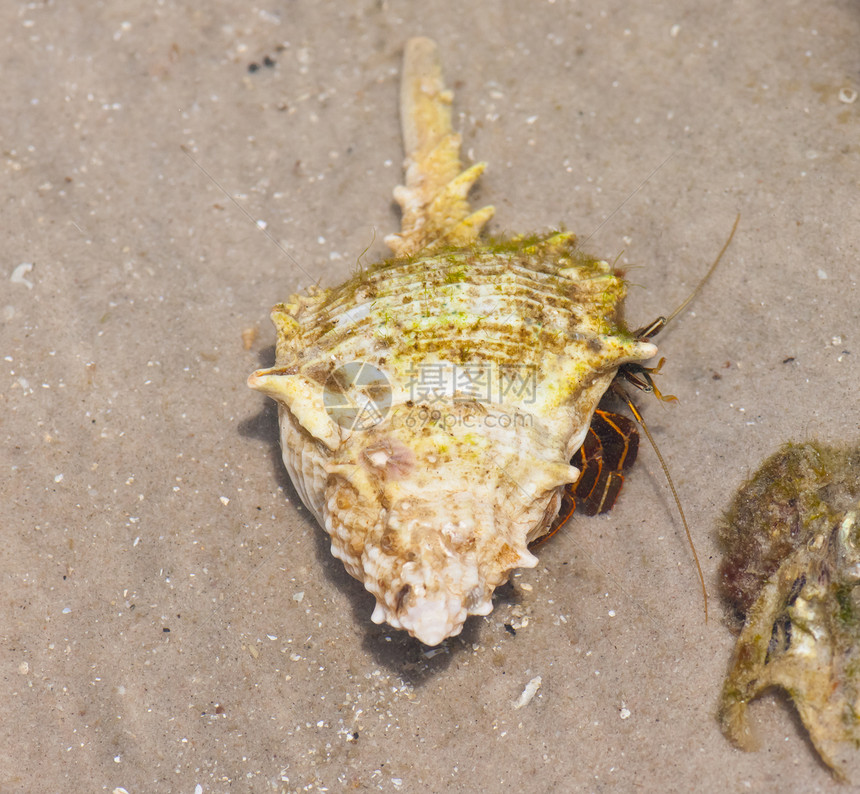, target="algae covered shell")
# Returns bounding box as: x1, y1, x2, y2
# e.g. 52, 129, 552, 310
718, 441, 860, 780
248, 38, 656, 646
